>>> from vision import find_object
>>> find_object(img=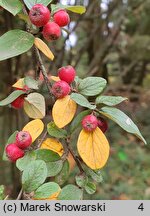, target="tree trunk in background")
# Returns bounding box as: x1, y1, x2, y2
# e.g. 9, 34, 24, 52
121, 59, 147, 86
